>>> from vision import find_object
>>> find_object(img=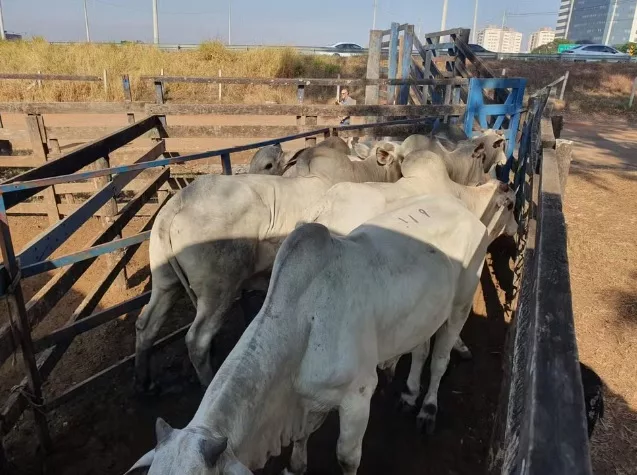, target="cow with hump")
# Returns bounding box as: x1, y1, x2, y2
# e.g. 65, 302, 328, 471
134, 141, 404, 390
125, 162, 516, 475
